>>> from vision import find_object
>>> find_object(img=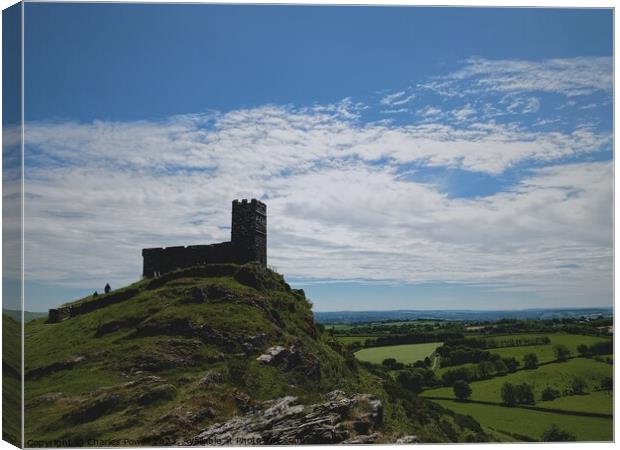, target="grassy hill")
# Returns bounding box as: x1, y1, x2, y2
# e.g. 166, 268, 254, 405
24, 263, 488, 445
3, 314, 22, 447
3, 309, 48, 323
